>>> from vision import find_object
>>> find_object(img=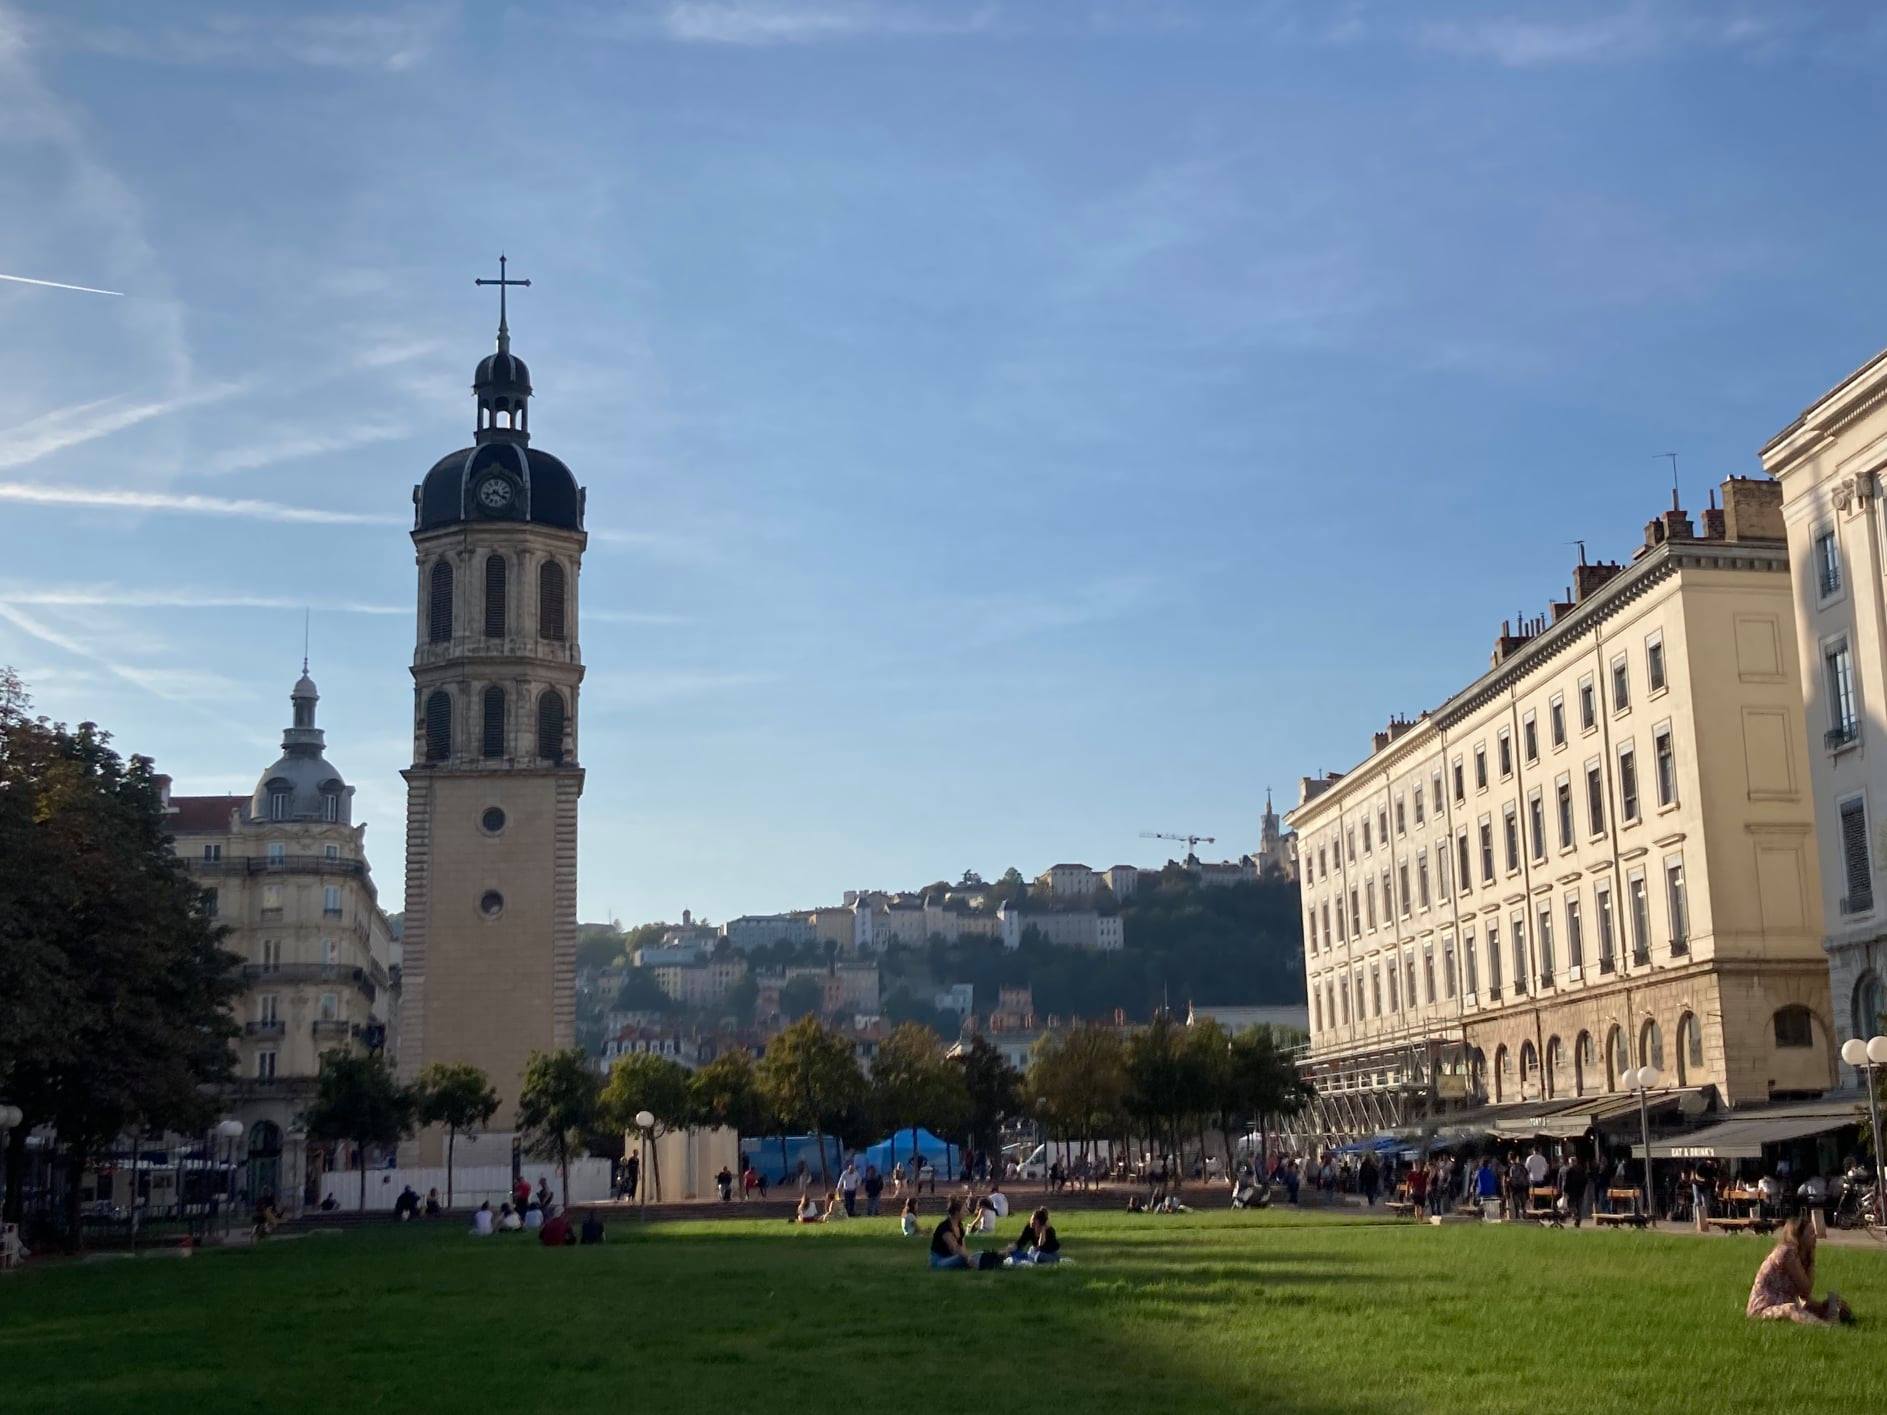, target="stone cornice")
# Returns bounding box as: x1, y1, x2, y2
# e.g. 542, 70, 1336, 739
1762, 345, 1887, 472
